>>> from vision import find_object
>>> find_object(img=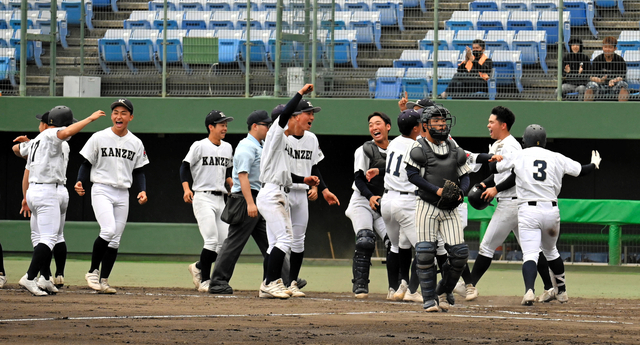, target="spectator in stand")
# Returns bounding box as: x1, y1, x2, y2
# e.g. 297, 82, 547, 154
439, 39, 492, 99
584, 37, 628, 102
559, 37, 591, 100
